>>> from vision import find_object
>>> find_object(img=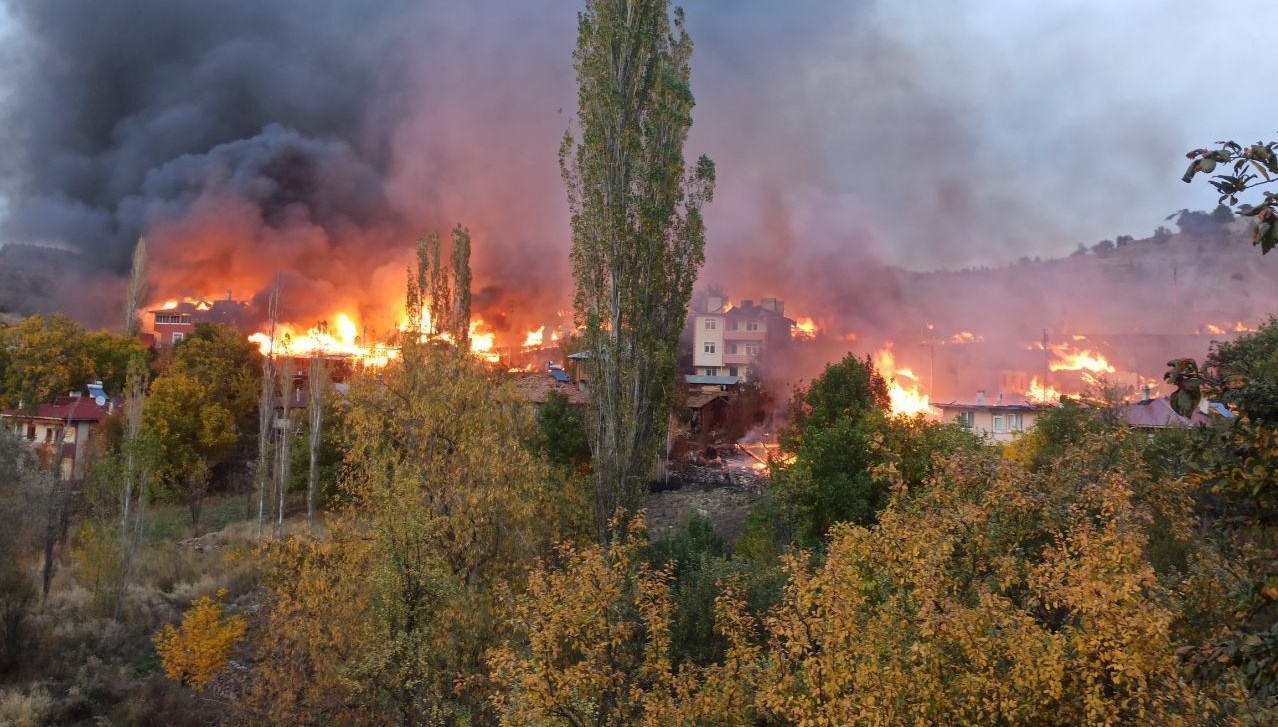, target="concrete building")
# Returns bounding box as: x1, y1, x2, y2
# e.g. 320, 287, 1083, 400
933, 391, 1054, 442
691, 294, 792, 378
